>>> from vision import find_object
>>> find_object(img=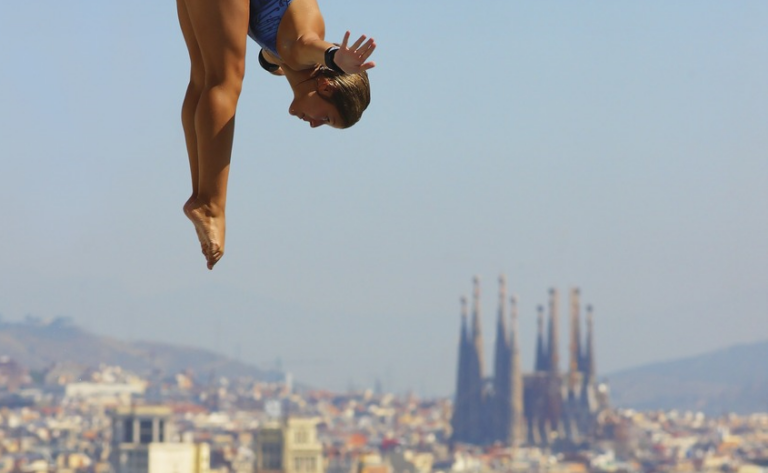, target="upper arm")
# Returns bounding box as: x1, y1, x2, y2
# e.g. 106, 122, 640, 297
277, 2, 333, 71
